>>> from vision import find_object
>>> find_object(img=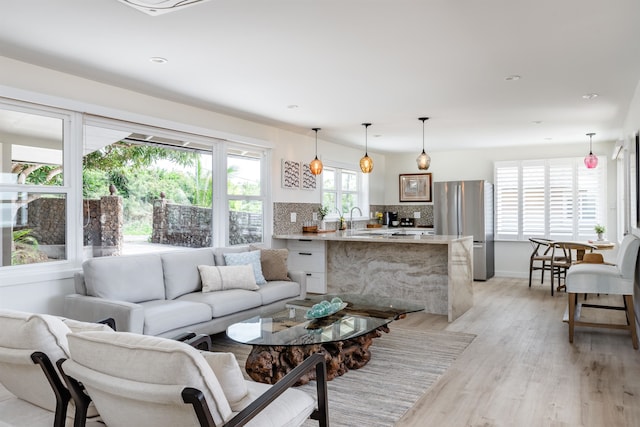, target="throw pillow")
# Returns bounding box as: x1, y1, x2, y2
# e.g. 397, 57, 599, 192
198, 265, 259, 291
223, 250, 267, 285
249, 245, 291, 281
201, 352, 249, 409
